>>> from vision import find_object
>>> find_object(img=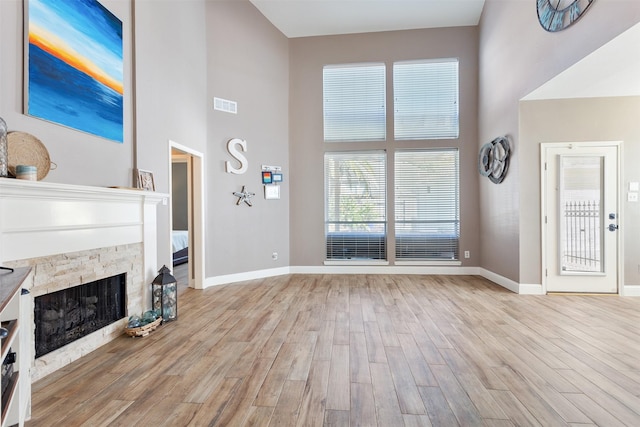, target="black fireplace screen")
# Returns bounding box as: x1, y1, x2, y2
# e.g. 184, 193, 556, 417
34, 273, 126, 358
